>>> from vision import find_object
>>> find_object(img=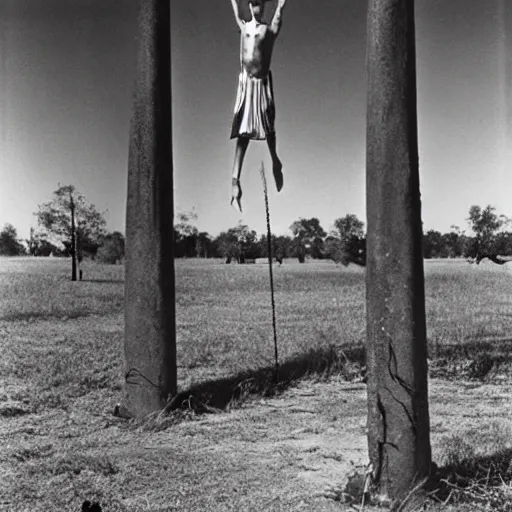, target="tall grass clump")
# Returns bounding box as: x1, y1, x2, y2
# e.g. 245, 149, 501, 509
425, 422, 512, 510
